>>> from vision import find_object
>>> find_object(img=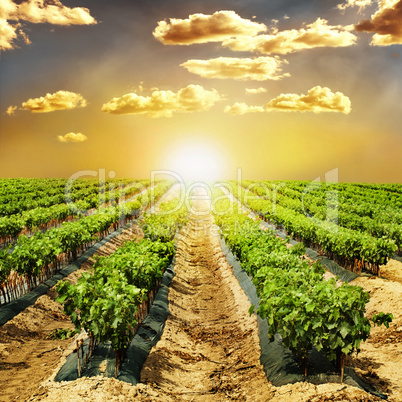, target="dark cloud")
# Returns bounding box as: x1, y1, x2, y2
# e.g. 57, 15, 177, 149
355, 0, 402, 45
